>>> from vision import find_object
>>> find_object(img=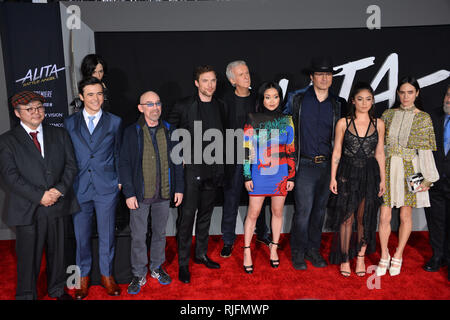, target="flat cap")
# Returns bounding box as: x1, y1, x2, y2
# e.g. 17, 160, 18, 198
11, 91, 45, 108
